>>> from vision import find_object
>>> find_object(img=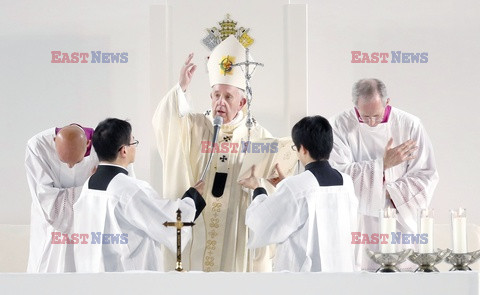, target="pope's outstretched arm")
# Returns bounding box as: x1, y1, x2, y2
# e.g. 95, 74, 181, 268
152, 54, 201, 199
